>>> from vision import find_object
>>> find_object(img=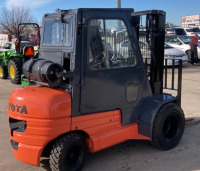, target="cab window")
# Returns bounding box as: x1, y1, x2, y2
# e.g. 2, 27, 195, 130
43, 19, 72, 46
88, 19, 136, 69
